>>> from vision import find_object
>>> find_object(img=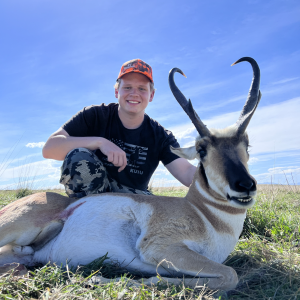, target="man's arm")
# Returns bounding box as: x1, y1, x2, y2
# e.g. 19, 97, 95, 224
165, 158, 197, 187
42, 128, 127, 172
